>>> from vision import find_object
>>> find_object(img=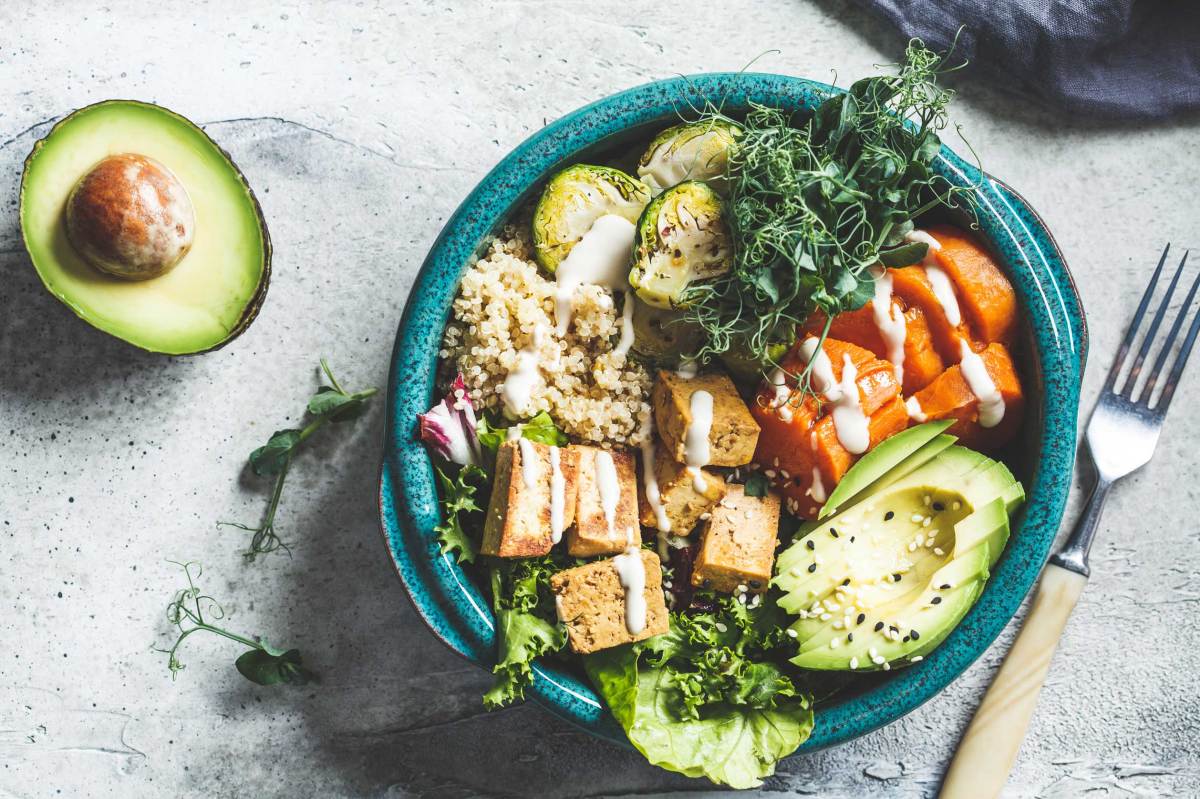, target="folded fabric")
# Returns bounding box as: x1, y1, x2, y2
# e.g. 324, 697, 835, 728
856, 0, 1200, 119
